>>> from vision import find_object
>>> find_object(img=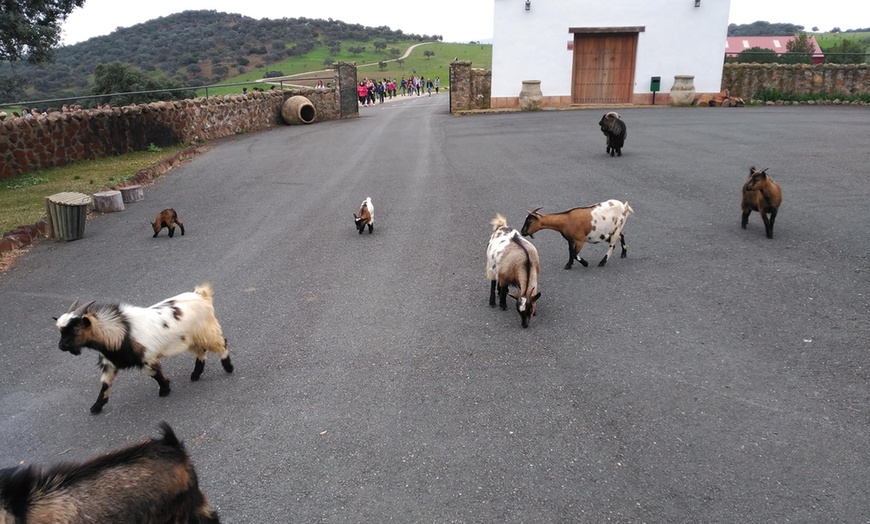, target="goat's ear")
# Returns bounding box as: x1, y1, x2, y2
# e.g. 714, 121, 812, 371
81, 316, 91, 328
749, 166, 757, 175
52, 316, 58, 321
533, 292, 542, 301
